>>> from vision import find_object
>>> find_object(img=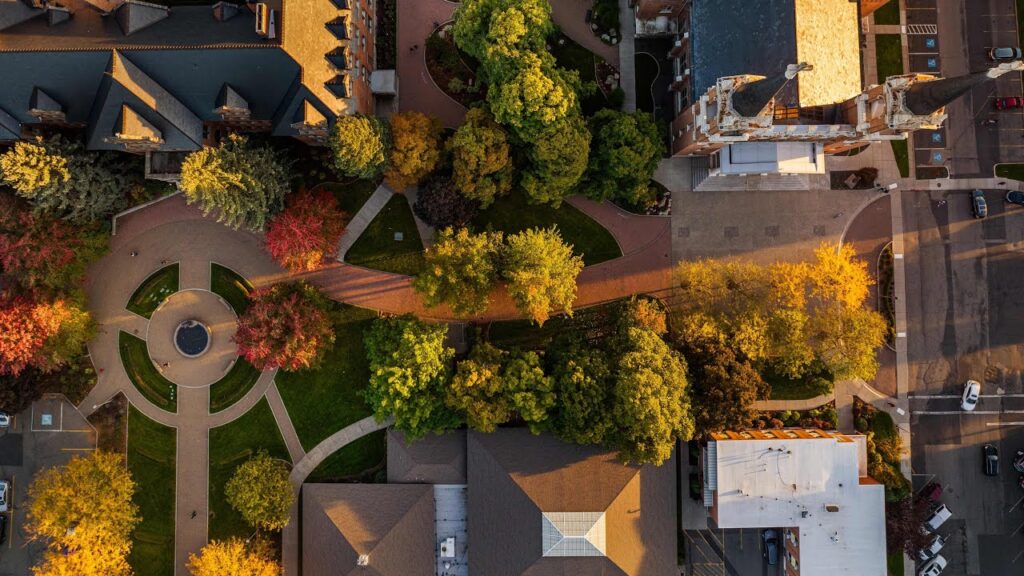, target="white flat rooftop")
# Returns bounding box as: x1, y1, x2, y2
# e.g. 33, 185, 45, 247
709, 434, 886, 576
